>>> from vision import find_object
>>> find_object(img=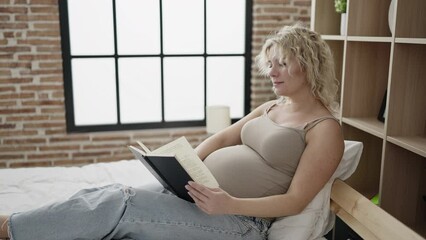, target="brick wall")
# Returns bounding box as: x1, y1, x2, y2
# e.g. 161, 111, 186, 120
0, 0, 311, 168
